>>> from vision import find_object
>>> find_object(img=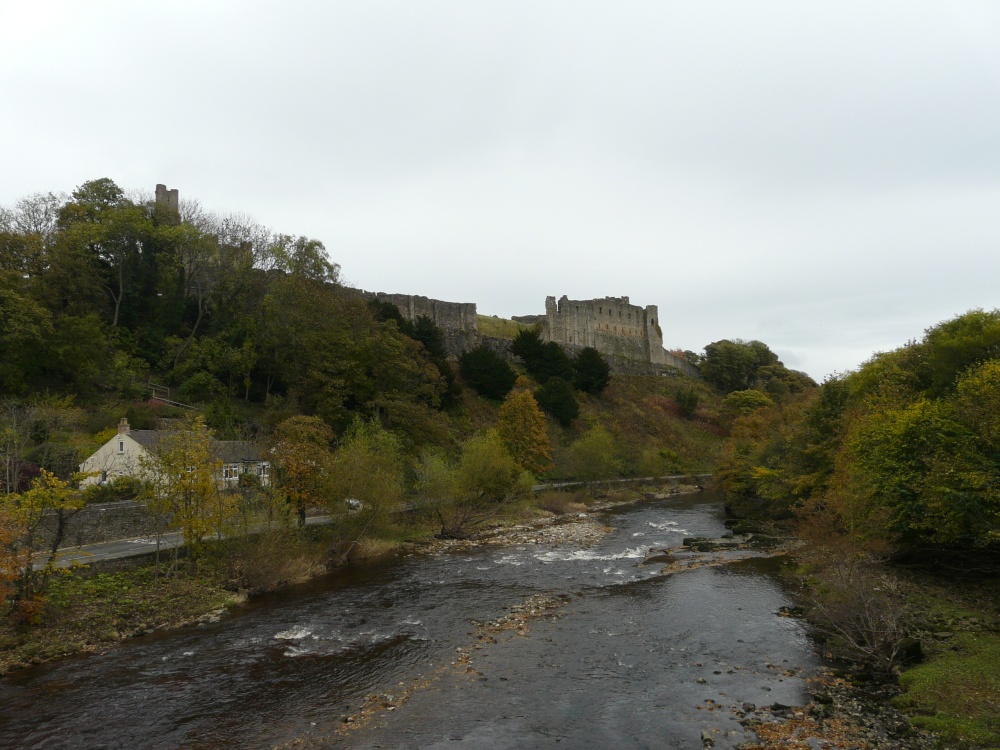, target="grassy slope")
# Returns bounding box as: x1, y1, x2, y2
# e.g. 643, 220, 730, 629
892, 576, 1000, 748
575, 374, 723, 474
454, 370, 725, 478
476, 314, 531, 339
